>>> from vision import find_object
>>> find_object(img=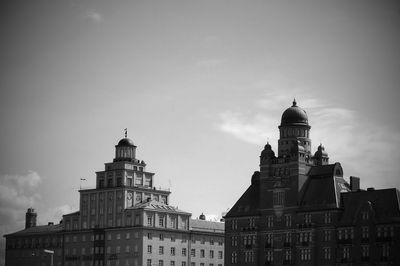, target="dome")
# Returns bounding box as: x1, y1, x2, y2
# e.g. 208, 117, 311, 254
280, 99, 309, 127
314, 144, 328, 157
117, 138, 135, 147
